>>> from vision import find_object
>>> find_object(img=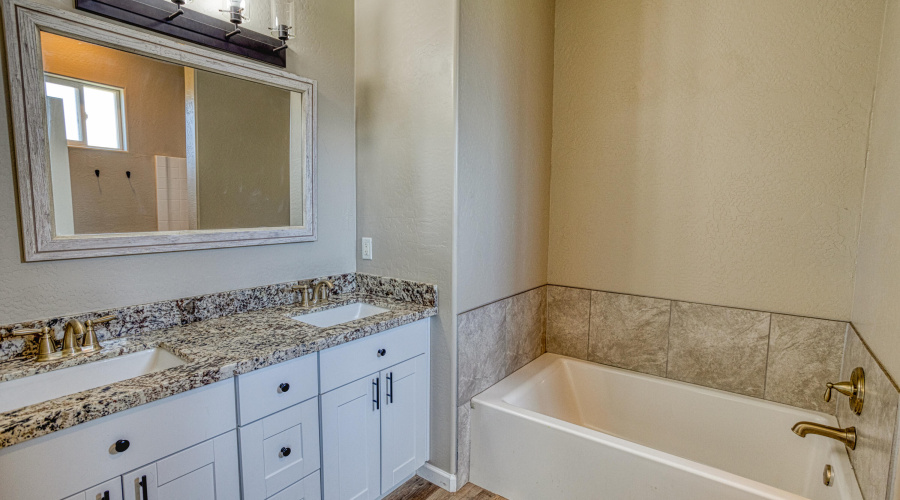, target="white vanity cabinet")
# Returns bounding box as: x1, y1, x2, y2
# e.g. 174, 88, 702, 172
0, 380, 237, 500
319, 321, 430, 500
236, 353, 321, 500
0, 318, 431, 500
